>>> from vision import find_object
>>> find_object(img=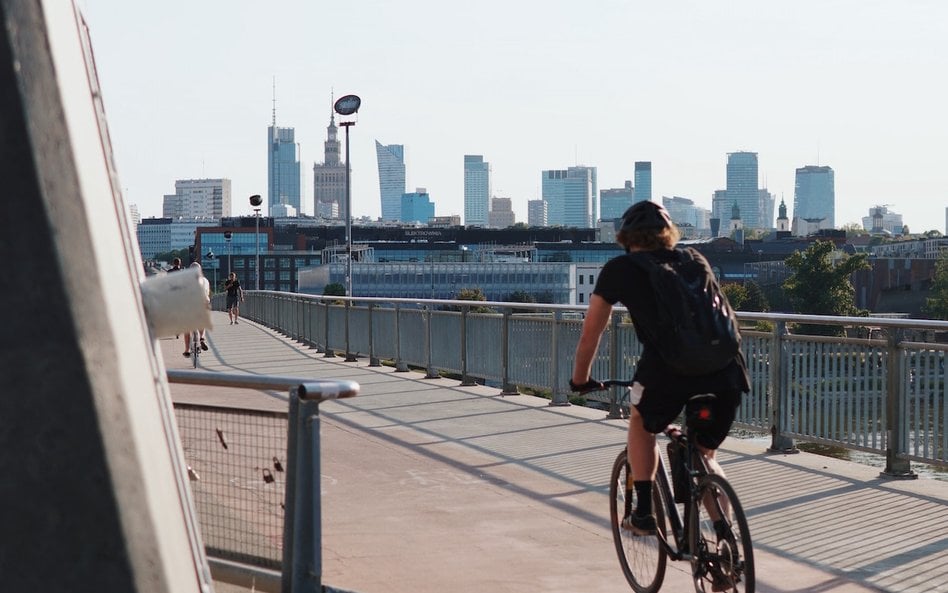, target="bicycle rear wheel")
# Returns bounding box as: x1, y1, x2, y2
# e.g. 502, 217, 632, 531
610, 449, 667, 593
688, 473, 754, 593
191, 331, 200, 368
